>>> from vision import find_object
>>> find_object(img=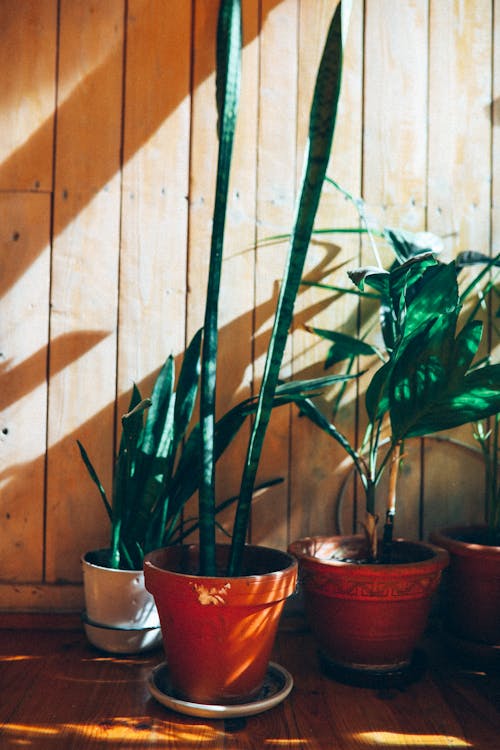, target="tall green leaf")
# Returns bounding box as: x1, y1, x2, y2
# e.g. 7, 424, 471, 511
228, 0, 352, 575
199, 0, 242, 574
